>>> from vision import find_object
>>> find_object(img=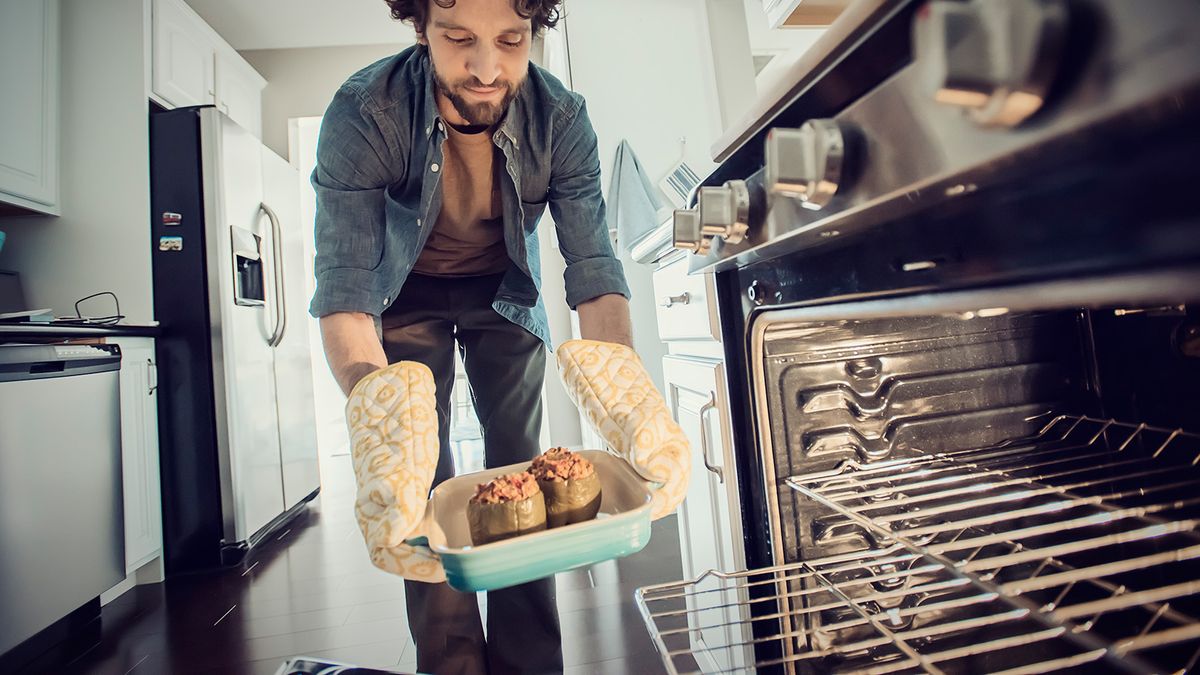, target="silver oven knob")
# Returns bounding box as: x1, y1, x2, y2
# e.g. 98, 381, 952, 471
764, 119, 844, 211
913, 0, 1068, 128
672, 208, 710, 254
697, 180, 751, 245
